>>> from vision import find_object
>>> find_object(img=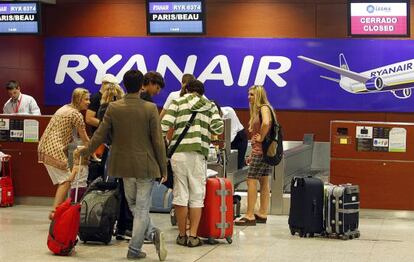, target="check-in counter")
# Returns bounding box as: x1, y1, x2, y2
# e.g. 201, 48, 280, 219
0, 114, 54, 201
330, 120, 414, 210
